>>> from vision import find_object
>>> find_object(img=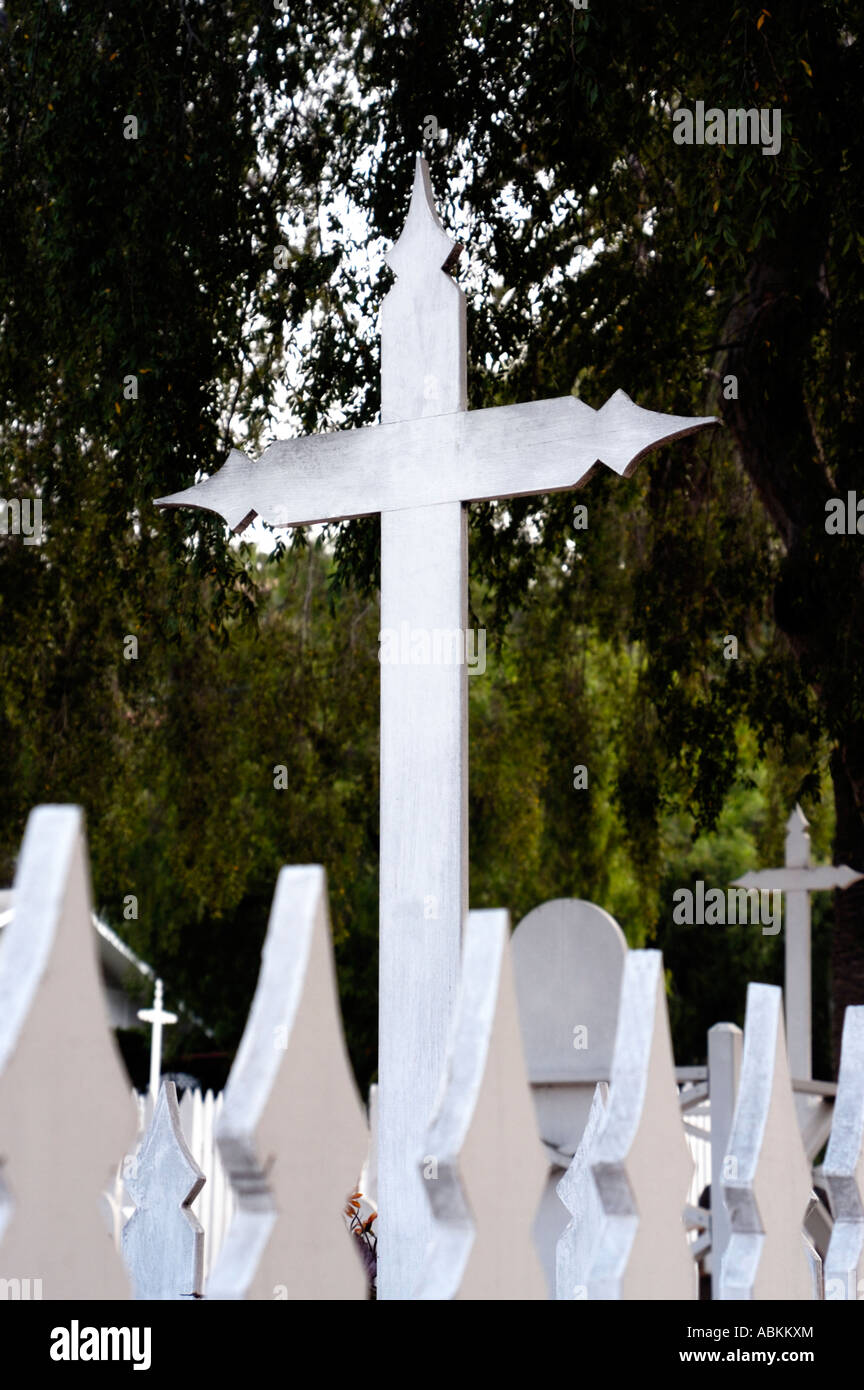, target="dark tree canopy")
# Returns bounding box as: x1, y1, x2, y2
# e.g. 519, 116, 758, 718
324, 0, 864, 1066
1, 0, 861, 1085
